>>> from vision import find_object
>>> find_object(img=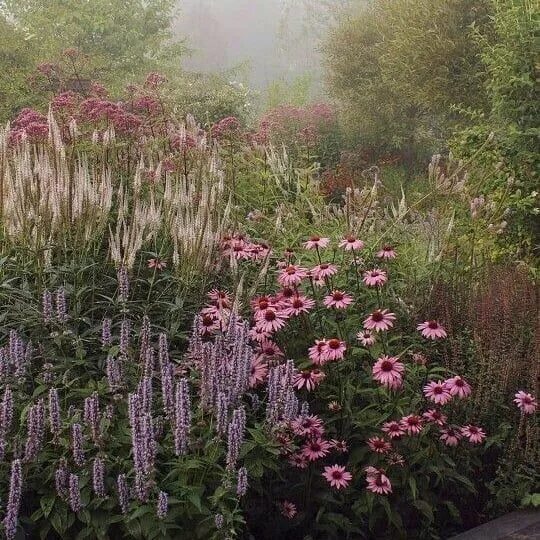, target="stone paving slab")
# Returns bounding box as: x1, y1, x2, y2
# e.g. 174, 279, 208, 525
451, 510, 540, 539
